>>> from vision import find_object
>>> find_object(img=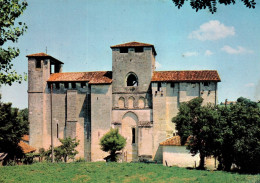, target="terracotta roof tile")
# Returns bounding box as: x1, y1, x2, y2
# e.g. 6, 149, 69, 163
26, 52, 63, 64
18, 141, 36, 154
160, 136, 182, 146
110, 41, 154, 48
152, 70, 221, 82
27, 52, 49, 57
110, 42, 157, 55
21, 135, 29, 142
48, 71, 112, 84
